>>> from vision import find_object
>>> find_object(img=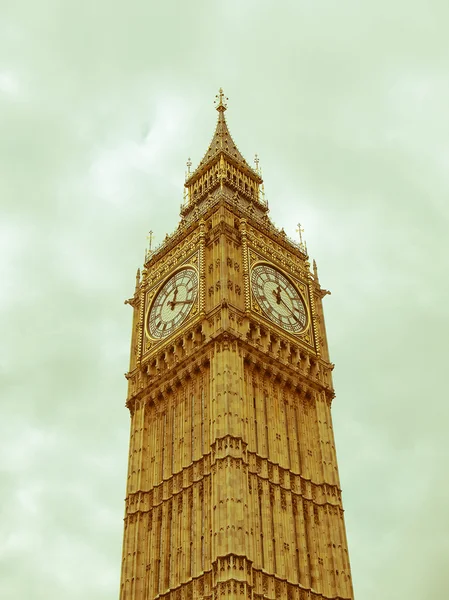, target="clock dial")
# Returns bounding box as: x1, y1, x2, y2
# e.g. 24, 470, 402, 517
251, 264, 307, 333
147, 268, 198, 339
